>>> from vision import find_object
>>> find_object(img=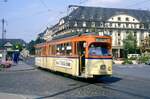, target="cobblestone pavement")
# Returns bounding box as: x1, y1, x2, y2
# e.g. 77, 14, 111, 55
0, 63, 150, 99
